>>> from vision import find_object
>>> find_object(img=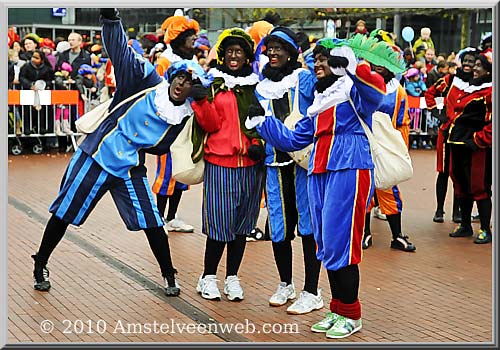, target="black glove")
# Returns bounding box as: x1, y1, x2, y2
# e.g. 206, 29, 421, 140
247, 143, 266, 161
248, 104, 265, 118
464, 139, 478, 151
100, 8, 120, 20
431, 108, 448, 124
190, 83, 208, 101
328, 56, 349, 68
